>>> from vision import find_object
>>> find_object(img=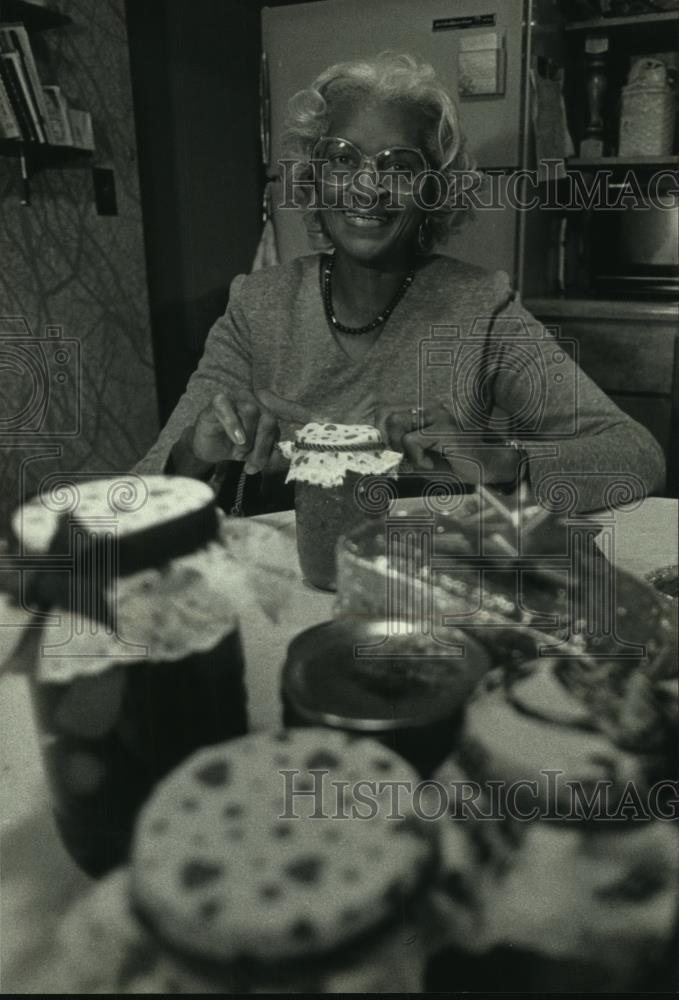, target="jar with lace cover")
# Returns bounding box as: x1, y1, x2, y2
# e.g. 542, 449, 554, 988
279, 423, 402, 591
10, 475, 258, 877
